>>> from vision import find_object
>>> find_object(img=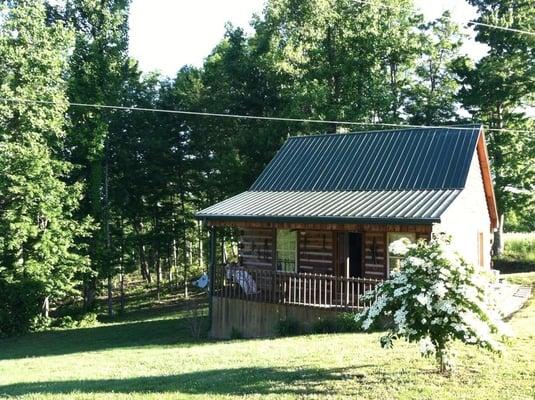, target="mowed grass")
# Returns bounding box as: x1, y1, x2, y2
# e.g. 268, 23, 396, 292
0, 274, 534, 400
503, 232, 535, 263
